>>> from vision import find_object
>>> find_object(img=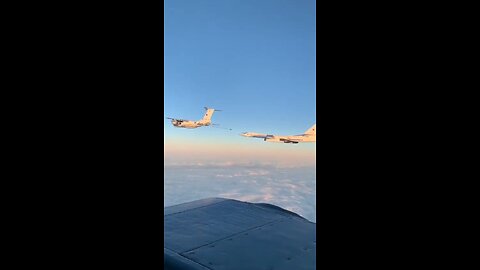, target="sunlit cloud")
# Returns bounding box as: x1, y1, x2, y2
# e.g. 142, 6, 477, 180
164, 162, 316, 222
